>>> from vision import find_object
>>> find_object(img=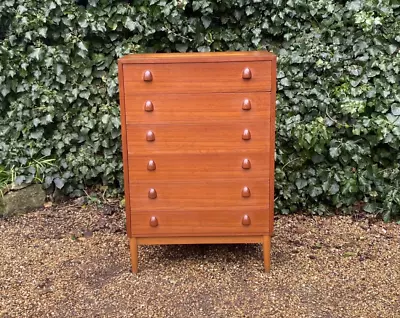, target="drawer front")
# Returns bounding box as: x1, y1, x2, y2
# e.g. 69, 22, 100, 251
124, 92, 271, 124
130, 209, 270, 236
128, 153, 270, 182
126, 122, 270, 154
129, 180, 269, 211
122, 61, 272, 94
